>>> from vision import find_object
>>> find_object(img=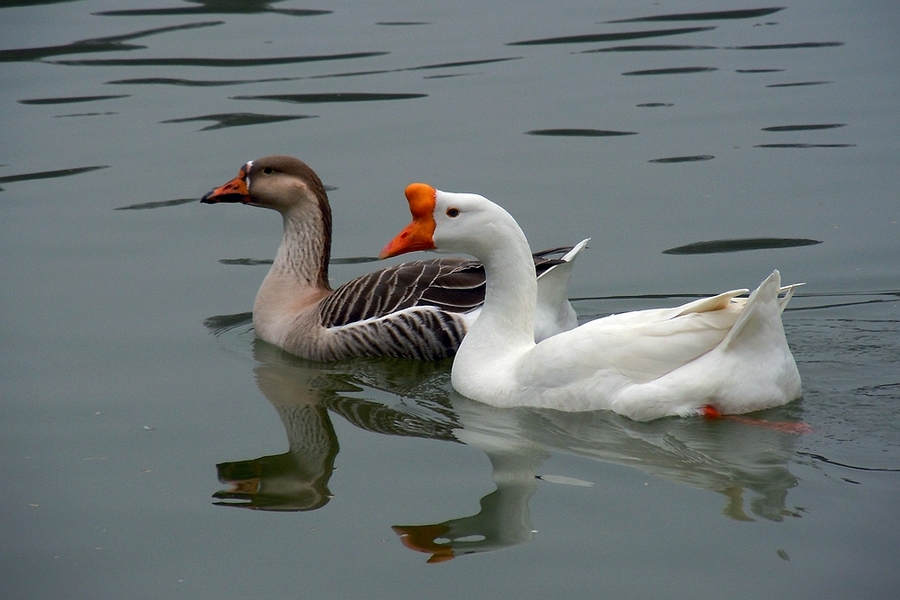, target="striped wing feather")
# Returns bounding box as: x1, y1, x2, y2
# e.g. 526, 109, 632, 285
317, 250, 569, 328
